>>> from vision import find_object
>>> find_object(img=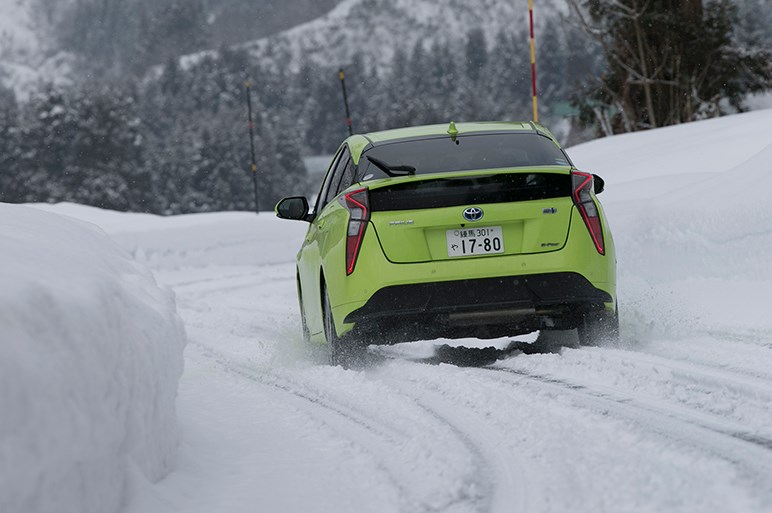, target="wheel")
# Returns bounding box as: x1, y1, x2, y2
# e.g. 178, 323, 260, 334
322, 285, 364, 368
297, 277, 310, 344
577, 304, 619, 346
299, 299, 311, 344
322, 287, 340, 362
